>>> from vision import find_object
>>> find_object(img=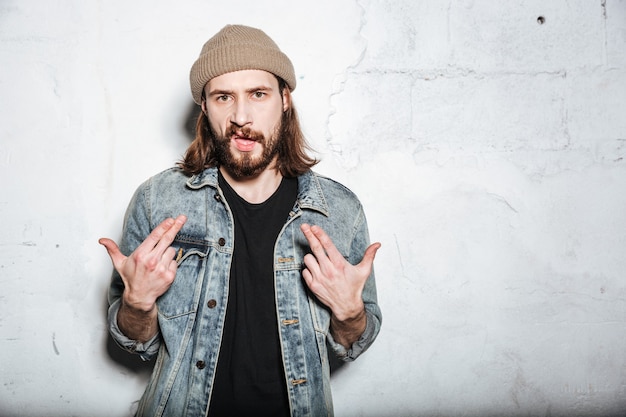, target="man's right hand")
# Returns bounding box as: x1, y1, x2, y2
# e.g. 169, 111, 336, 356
100, 215, 187, 341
